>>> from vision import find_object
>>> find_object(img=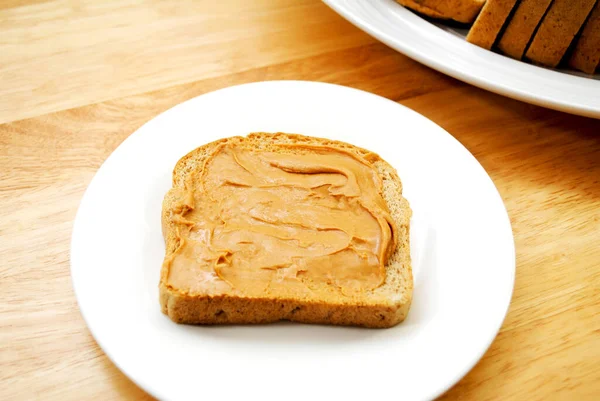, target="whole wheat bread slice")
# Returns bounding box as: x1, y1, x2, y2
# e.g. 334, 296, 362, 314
568, 2, 600, 73
396, 0, 485, 23
497, 0, 553, 59
467, 0, 520, 49
525, 0, 597, 67
160, 133, 413, 328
